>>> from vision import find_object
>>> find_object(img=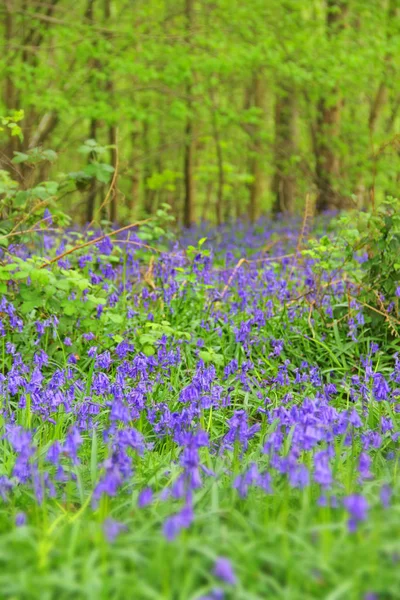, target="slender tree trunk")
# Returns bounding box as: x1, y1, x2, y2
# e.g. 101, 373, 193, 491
155, 115, 164, 213
367, 0, 399, 209
22, 0, 60, 156
271, 83, 297, 216
4, 2, 15, 113
103, 0, 118, 223
86, 118, 98, 223
209, 89, 224, 225
84, 0, 99, 224
369, 0, 398, 135
108, 124, 118, 222
202, 181, 213, 221
128, 125, 140, 214
214, 130, 224, 225
369, 83, 388, 135
29, 112, 59, 149
2, 1, 17, 169
315, 98, 342, 212
183, 0, 195, 228
183, 116, 195, 227
386, 95, 400, 134
315, 0, 348, 212
143, 117, 155, 215
247, 74, 265, 222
